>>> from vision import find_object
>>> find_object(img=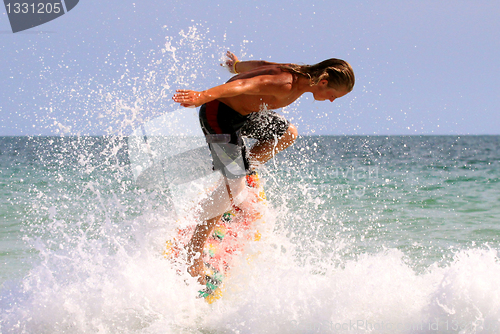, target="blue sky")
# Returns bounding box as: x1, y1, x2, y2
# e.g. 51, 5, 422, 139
1, 0, 499, 136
